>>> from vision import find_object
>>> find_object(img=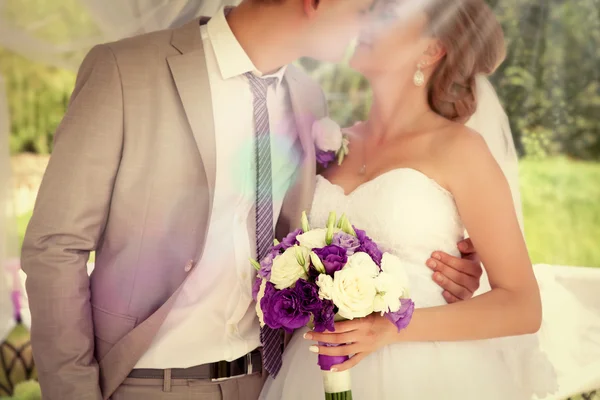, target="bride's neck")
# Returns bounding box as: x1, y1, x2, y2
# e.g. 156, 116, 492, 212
366, 75, 433, 141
